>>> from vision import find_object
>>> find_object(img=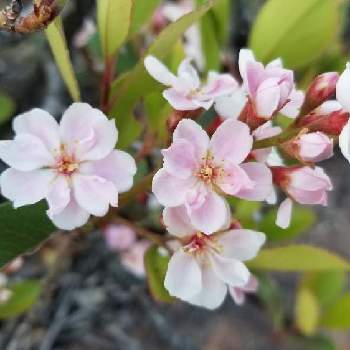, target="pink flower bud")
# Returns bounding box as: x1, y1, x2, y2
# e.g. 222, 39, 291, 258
302, 72, 339, 114
272, 166, 332, 206
104, 224, 136, 251
282, 132, 333, 163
